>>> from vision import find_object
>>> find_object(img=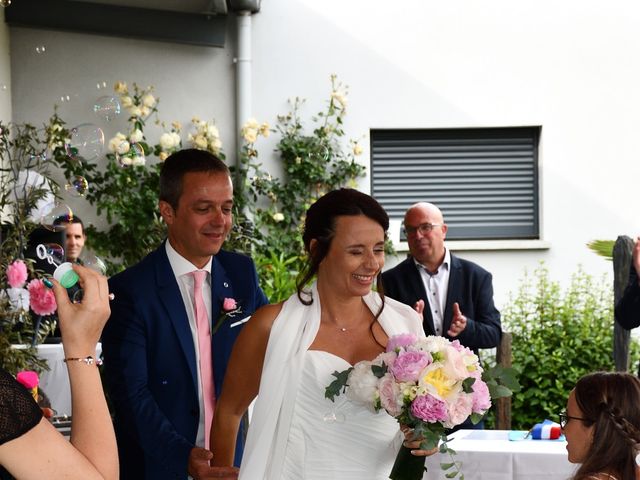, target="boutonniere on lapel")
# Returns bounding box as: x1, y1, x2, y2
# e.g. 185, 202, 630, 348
212, 298, 243, 334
